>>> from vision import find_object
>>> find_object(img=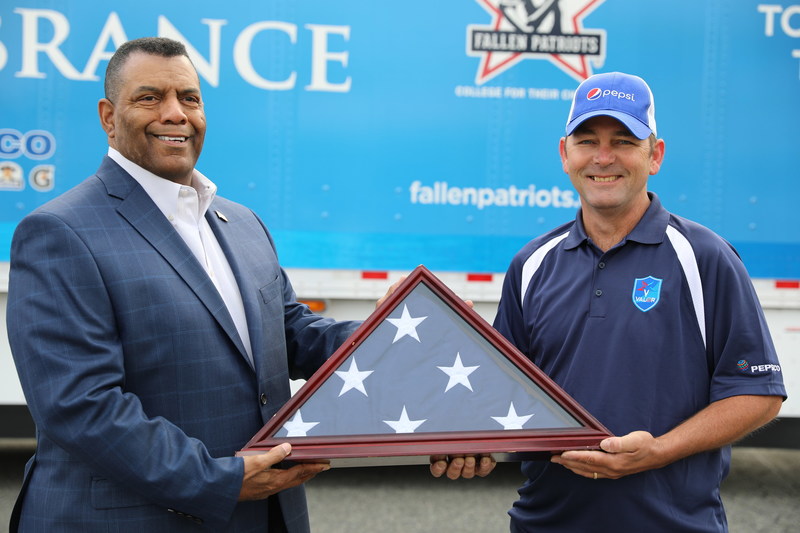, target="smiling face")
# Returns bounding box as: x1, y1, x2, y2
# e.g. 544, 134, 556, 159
560, 115, 664, 223
99, 52, 205, 185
